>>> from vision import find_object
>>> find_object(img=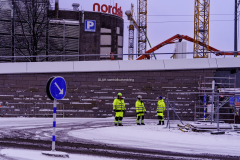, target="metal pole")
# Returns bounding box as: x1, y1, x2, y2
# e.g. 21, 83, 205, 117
11, 0, 15, 62
136, 0, 138, 58
217, 93, 219, 132
194, 102, 196, 122
52, 99, 57, 151
34, 102, 36, 117
167, 95, 170, 129
63, 19, 65, 61
173, 101, 175, 120
97, 99, 99, 117
46, 4, 49, 62
234, 94, 236, 124
55, 0, 59, 19
234, 0, 238, 57
170, 102, 184, 125
211, 80, 215, 124
204, 94, 206, 121
6, 102, 8, 116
